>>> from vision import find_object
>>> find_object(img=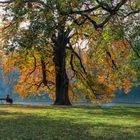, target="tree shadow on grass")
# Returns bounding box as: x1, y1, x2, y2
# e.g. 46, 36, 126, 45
0, 110, 140, 140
